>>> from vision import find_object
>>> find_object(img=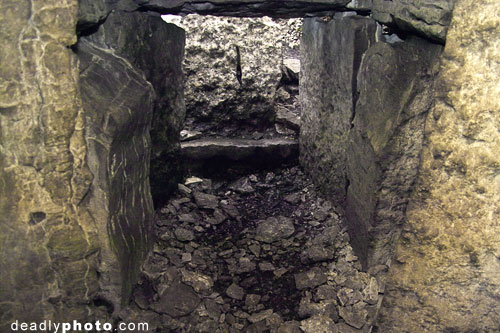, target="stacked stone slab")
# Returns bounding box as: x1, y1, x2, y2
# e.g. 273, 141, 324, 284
133, 0, 455, 43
